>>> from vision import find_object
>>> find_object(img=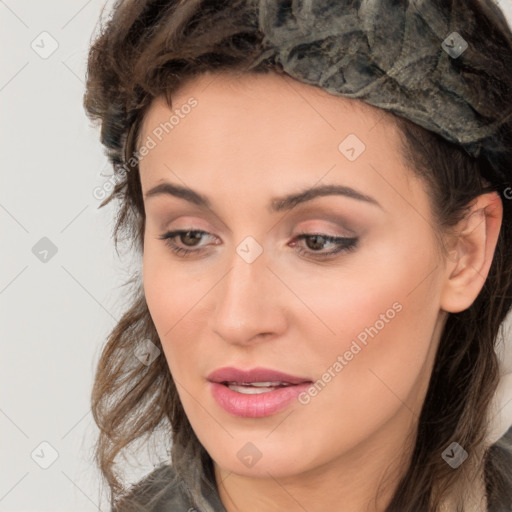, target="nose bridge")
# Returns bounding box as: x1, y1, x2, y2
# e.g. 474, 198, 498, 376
212, 238, 282, 343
